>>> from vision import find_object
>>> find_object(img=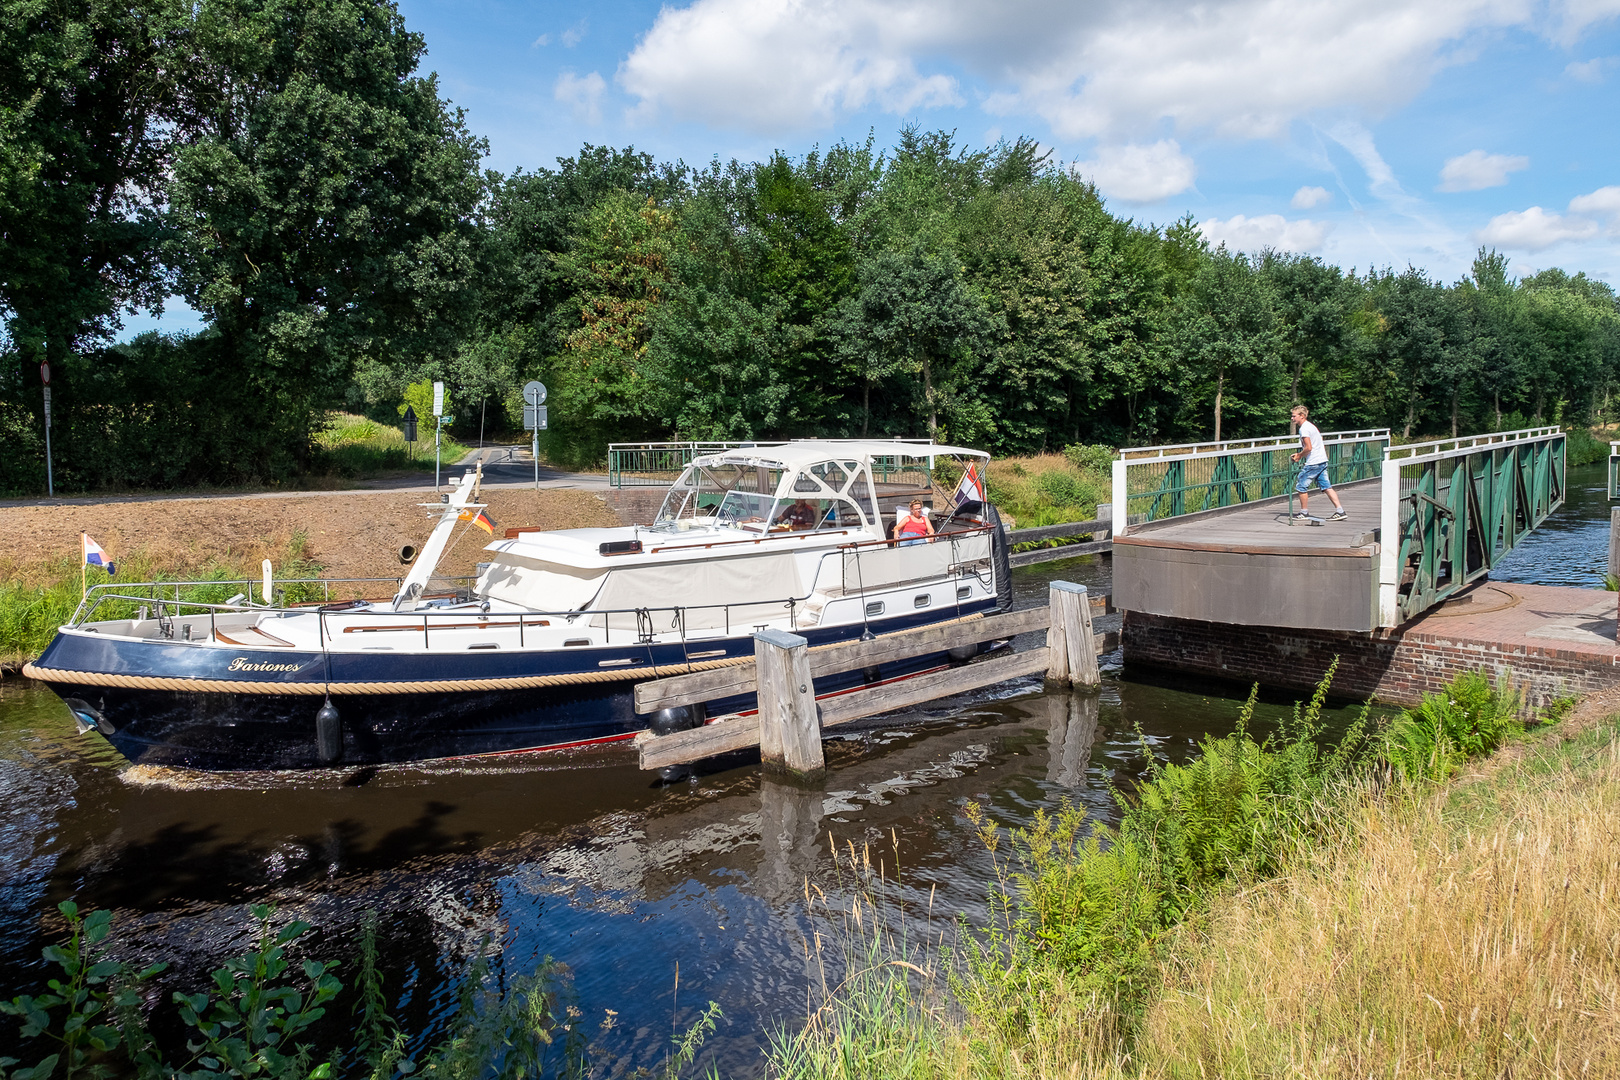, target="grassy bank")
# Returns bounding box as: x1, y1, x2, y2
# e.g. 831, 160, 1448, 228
765, 670, 1605, 1079
313, 413, 472, 478
981, 445, 1113, 529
